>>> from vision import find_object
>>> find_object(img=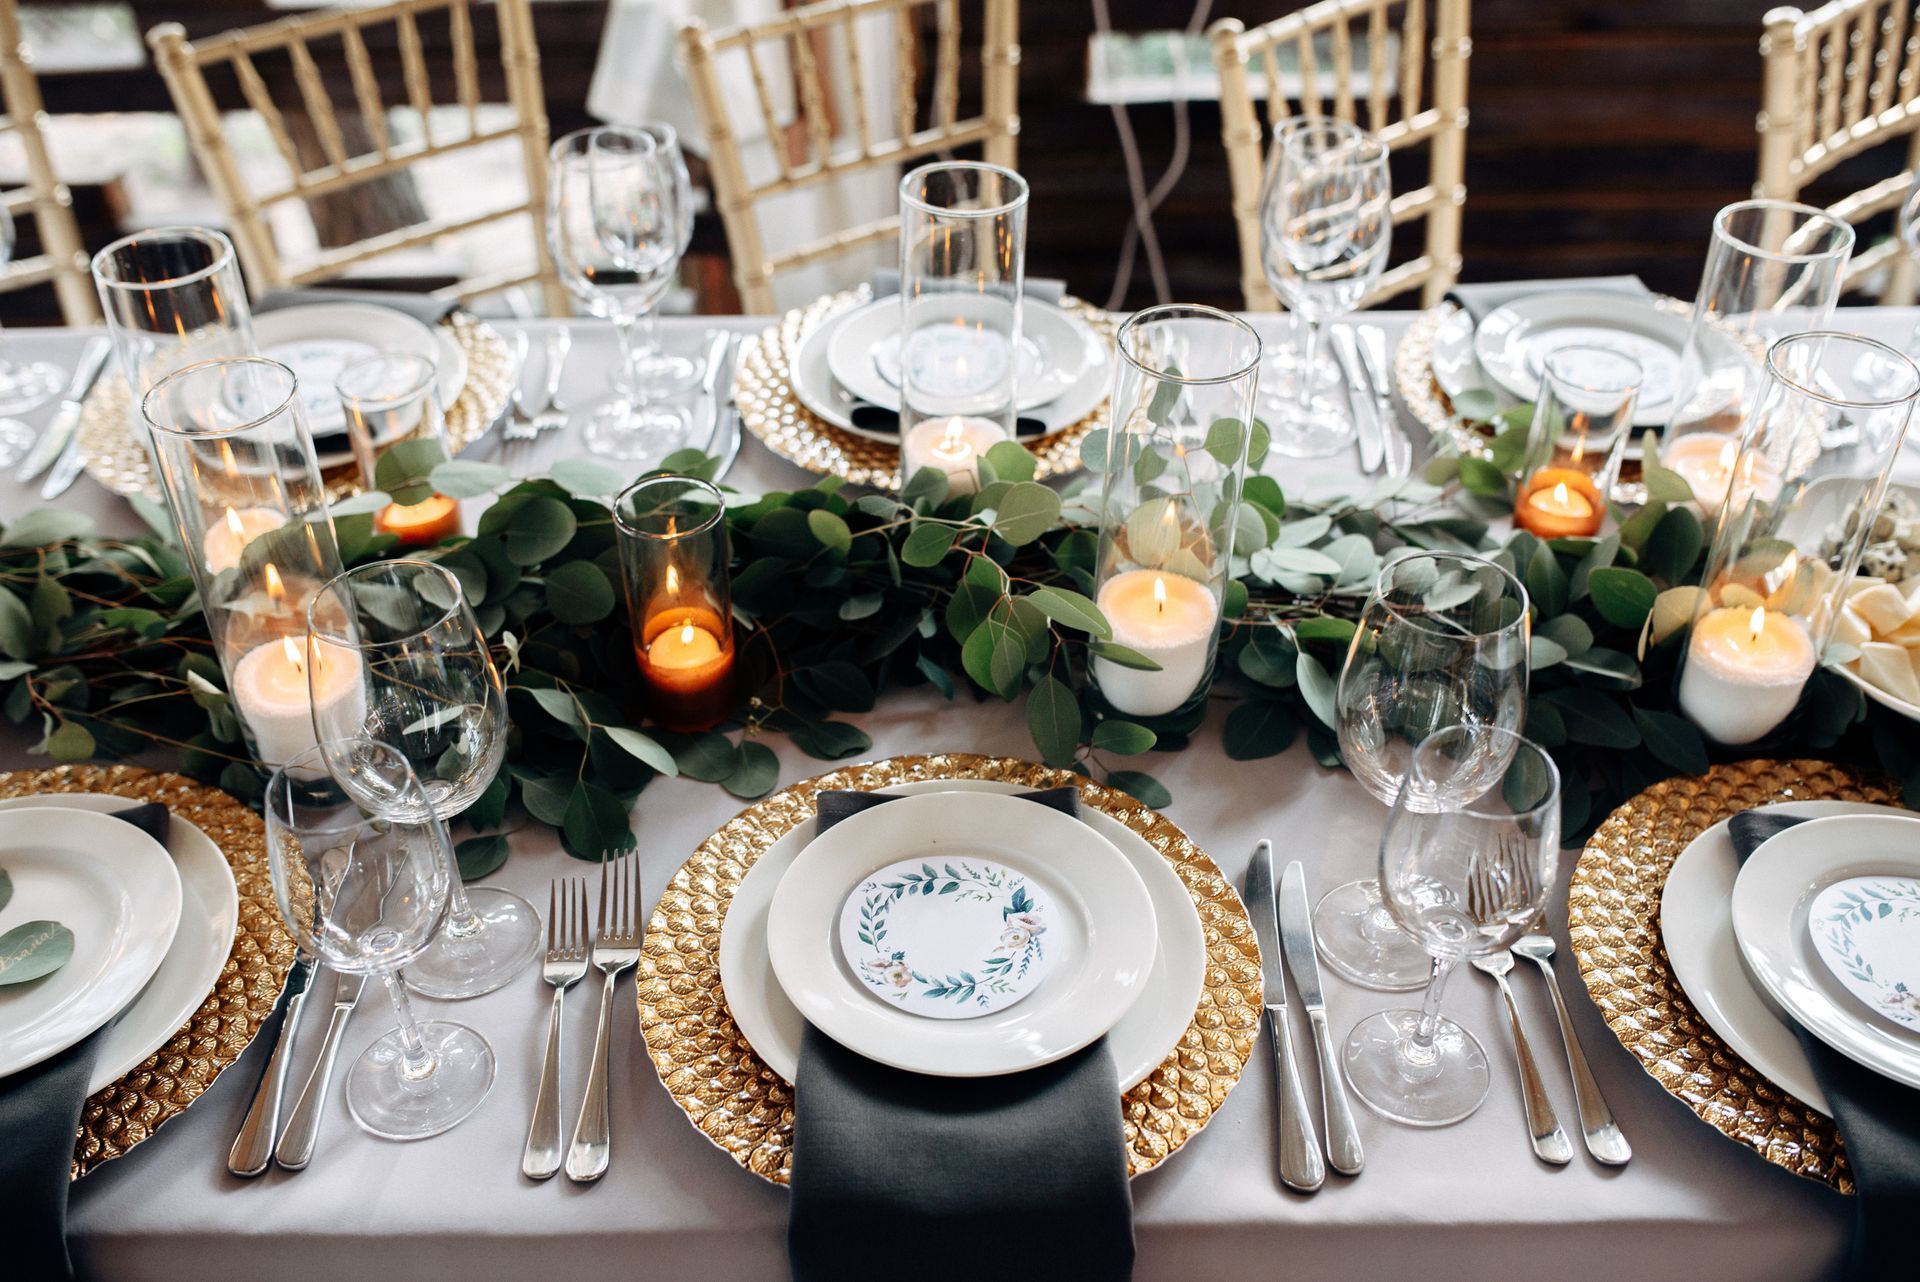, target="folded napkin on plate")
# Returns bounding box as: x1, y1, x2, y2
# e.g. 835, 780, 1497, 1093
0, 802, 170, 1282
1444, 275, 1652, 327
255, 287, 459, 326
788, 786, 1134, 1282
869, 268, 1068, 307
1729, 810, 1920, 1282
